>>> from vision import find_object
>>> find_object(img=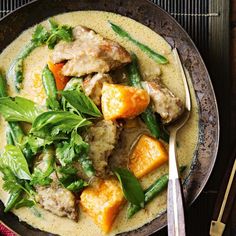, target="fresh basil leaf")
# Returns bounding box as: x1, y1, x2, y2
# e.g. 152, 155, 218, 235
61, 90, 102, 117
22, 136, 52, 155
4, 190, 23, 212
0, 145, 31, 180
114, 168, 145, 207
0, 167, 36, 212
31, 25, 50, 46
0, 97, 43, 123
31, 111, 91, 140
